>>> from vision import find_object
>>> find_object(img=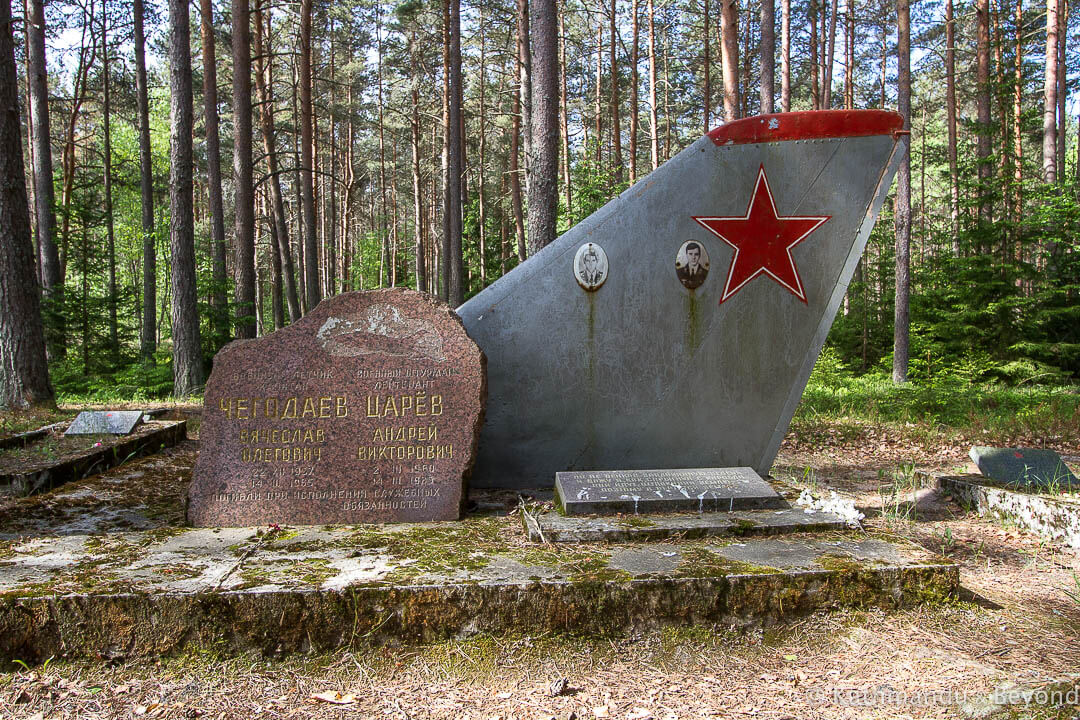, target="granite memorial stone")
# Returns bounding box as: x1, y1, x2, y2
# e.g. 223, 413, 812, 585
555, 467, 787, 515
969, 446, 1078, 491
65, 410, 144, 436
458, 110, 907, 488
188, 289, 485, 526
